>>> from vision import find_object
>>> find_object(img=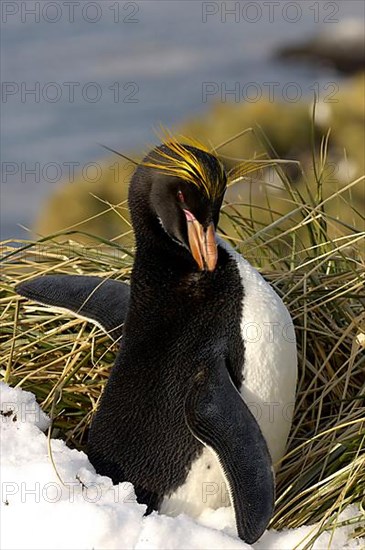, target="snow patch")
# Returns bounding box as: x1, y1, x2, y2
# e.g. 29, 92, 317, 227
1, 382, 363, 549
